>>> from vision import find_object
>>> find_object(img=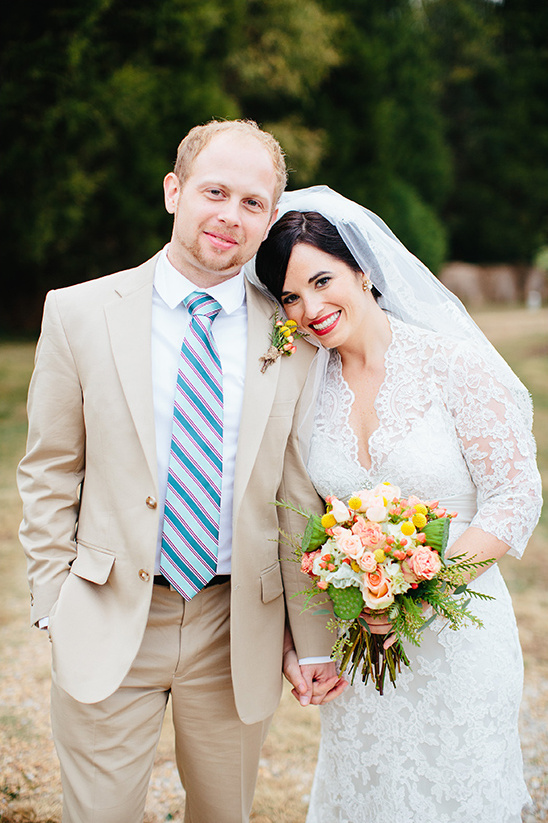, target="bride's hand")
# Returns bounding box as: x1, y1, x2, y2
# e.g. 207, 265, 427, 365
361, 600, 433, 650
360, 608, 397, 650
